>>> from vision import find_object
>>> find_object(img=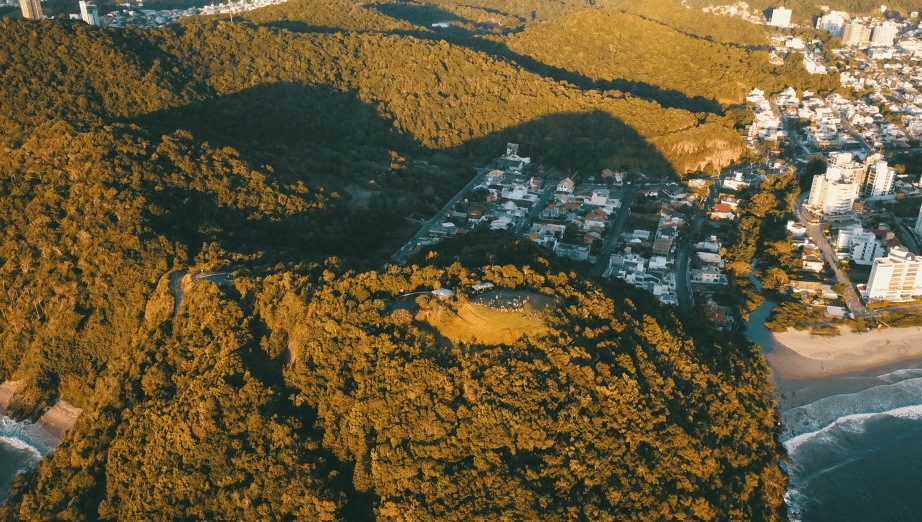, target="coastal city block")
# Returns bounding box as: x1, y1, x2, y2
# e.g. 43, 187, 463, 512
395, 6, 922, 327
